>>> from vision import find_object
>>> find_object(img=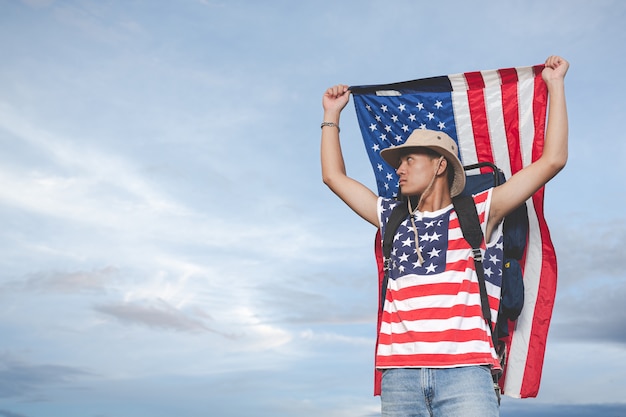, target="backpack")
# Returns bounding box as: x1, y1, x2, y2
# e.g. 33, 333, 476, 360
380, 162, 528, 398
